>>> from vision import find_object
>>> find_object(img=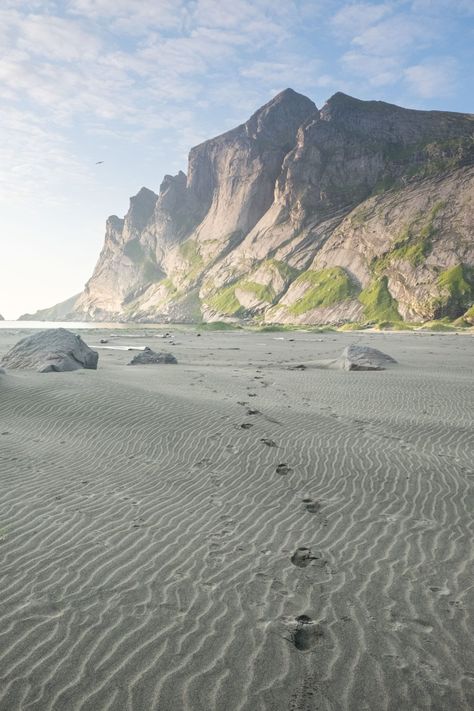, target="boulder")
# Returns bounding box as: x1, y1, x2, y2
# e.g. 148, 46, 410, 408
0, 328, 98, 372
128, 347, 177, 365
336, 344, 397, 371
